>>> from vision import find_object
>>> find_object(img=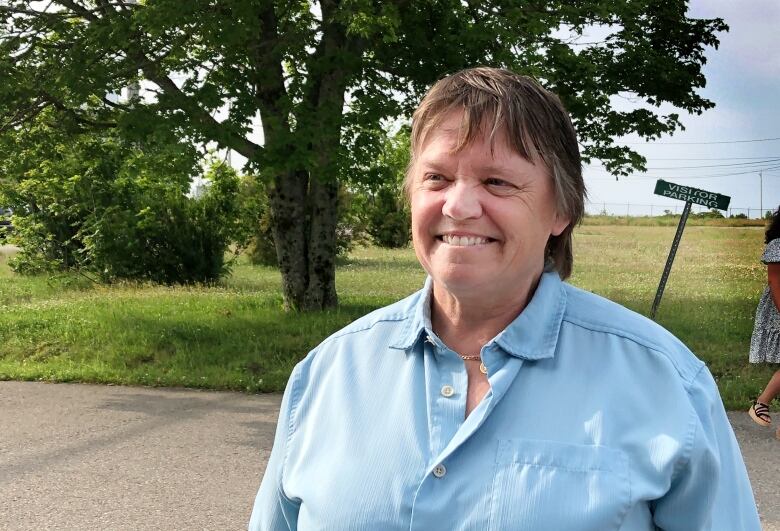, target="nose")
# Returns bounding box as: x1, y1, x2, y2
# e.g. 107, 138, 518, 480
442, 181, 482, 220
